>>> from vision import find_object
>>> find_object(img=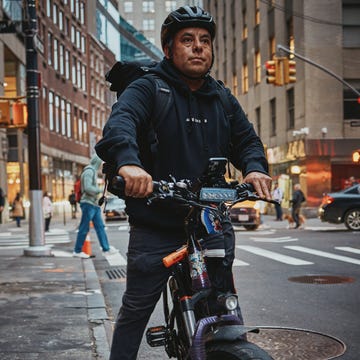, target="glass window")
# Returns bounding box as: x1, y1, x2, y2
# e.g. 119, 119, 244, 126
47, 32, 53, 66
48, 91, 54, 130
242, 63, 248, 94
255, 0, 260, 25
61, 99, 66, 135
47, 0, 51, 18
81, 64, 86, 92
344, 88, 360, 119
242, 8, 247, 40
53, 3, 57, 24
143, 19, 155, 31
55, 95, 60, 133
255, 52, 261, 84
165, 1, 177, 12
66, 102, 72, 138
59, 44, 64, 75
77, 61, 81, 88
59, 10, 63, 31
71, 25, 75, 44
124, 1, 133, 13
65, 50, 70, 79
270, 98, 276, 137
287, 88, 295, 129
72, 56, 77, 85
80, 1, 85, 24
53, 38, 58, 71
143, 1, 155, 13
